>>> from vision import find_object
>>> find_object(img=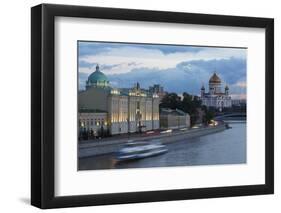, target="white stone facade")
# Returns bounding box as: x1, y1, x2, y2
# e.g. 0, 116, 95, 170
79, 66, 160, 135
201, 73, 232, 111
106, 86, 160, 135
79, 112, 108, 136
